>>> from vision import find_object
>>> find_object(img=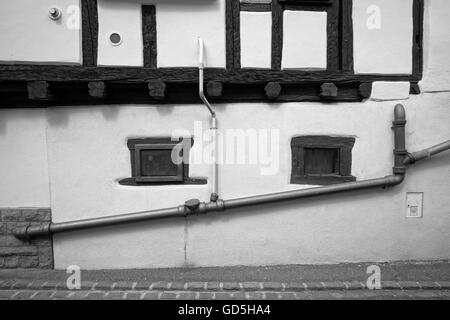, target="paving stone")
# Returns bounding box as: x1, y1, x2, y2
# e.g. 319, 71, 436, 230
106, 292, 126, 300
186, 282, 205, 291
246, 292, 265, 300
262, 282, 284, 291
0, 290, 16, 299
177, 292, 197, 300
150, 281, 170, 290
381, 281, 402, 290
279, 292, 297, 300
142, 292, 160, 300
222, 282, 240, 291
198, 292, 215, 299
160, 292, 178, 300
86, 291, 109, 300
305, 282, 325, 290
264, 292, 280, 300
399, 281, 422, 290
125, 292, 143, 300
31, 291, 56, 300
284, 282, 306, 291
11, 290, 35, 300
418, 281, 440, 290
51, 291, 73, 300
133, 281, 152, 290
323, 281, 347, 290
242, 282, 261, 291
215, 292, 235, 300
206, 281, 221, 291
344, 281, 365, 290
169, 282, 186, 290
112, 281, 134, 290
